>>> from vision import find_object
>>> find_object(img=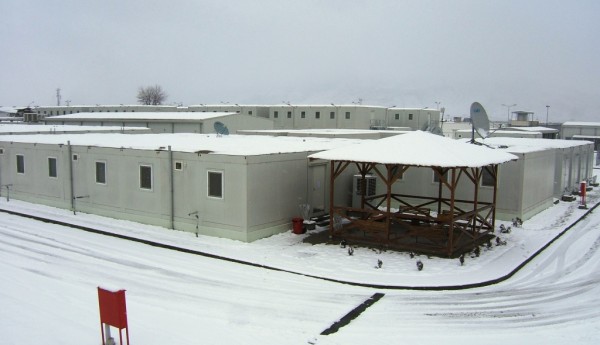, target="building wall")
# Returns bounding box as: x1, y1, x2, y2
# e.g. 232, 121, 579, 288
34, 104, 440, 131
518, 150, 556, 219
44, 114, 274, 134
346, 148, 556, 221
562, 124, 600, 138
266, 106, 440, 131
0, 140, 348, 242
